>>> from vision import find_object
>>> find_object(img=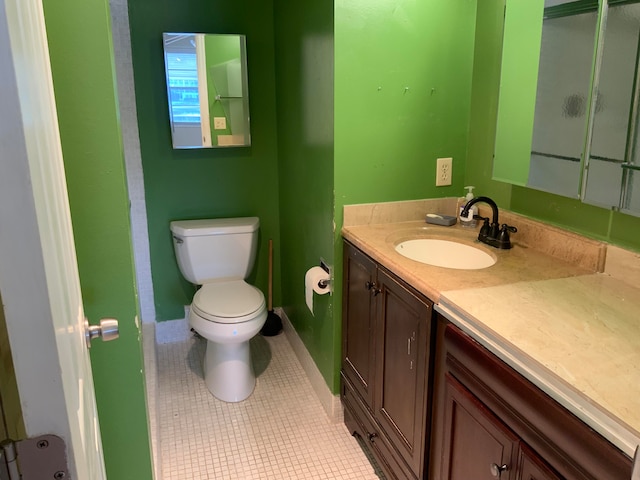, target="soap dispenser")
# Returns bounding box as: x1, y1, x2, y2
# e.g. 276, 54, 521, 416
459, 186, 478, 228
